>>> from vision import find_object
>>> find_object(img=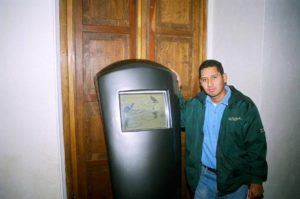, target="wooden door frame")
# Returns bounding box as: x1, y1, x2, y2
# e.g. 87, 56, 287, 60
59, 0, 207, 198
60, 0, 78, 198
